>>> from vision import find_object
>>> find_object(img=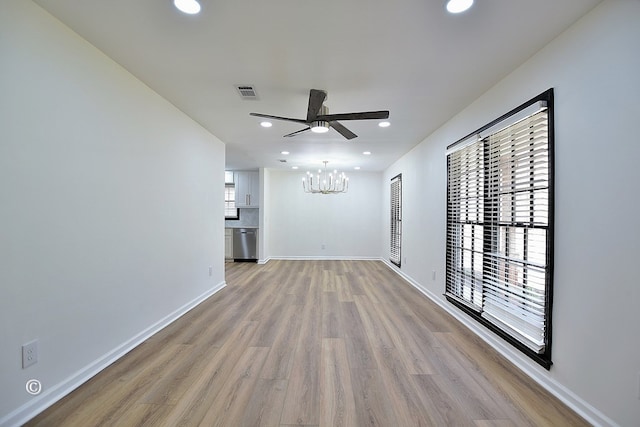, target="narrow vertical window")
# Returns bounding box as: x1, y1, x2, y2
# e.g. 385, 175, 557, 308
446, 89, 554, 369
225, 184, 239, 220
390, 174, 402, 267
